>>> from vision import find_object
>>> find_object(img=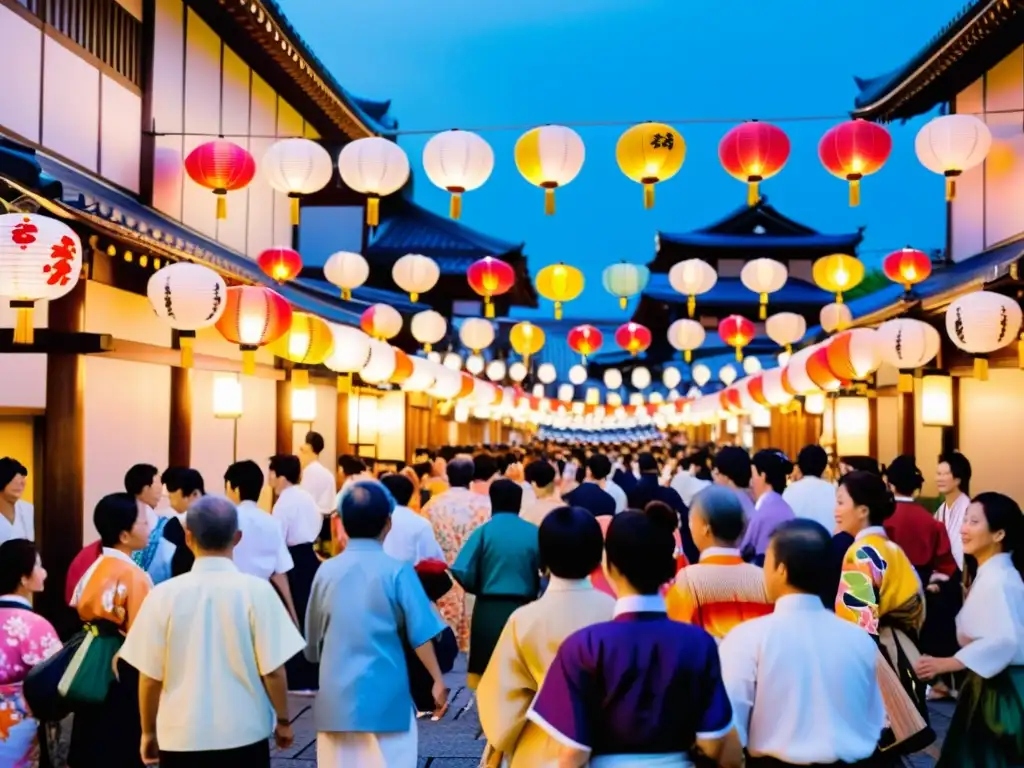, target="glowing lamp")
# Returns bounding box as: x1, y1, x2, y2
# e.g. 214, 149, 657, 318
402, 356, 438, 393
806, 346, 842, 391
360, 340, 398, 384
825, 328, 881, 382
270, 311, 334, 388
537, 363, 557, 384
557, 383, 575, 403
915, 114, 992, 201
740, 258, 788, 319
323, 251, 369, 300
718, 121, 790, 206
921, 374, 954, 427
804, 392, 826, 416
184, 139, 256, 219
875, 318, 940, 393
261, 138, 333, 224
360, 303, 403, 340
215, 286, 292, 375
835, 396, 870, 455
821, 302, 853, 333
567, 324, 604, 362
514, 125, 585, 215
668, 259, 717, 317
422, 129, 494, 218
212, 374, 243, 419
324, 323, 372, 393
743, 356, 762, 375
535, 263, 584, 320
146, 262, 226, 367
691, 363, 711, 388
615, 122, 686, 208
786, 344, 822, 395
391, 348, 414, 384
569, 364, 588, 385
443, 352, 464, 371
486, 359, 507, 382
337, 137, 410, 226
631, 366, 652, 390
945, 290, 1023, 381
666, 318, 705, 363
719, 364, 737, 386
257, 247, 303, 283
508, 361, 528, 382
818, 120, 892, 206
459, 317, 495, 353
813, 253, 864, 304
509, 321, 545, 365
663, 367, 682, 389
718, 314, 755, 361
761, 367, 793, 407
747, 374, 769, 406
291, 387, 317, 423
603, 368, 623, 389
614, 322, 652, 357
883, 247, 932, 294
392, 253, 440, 303
410, 309, 447, 353
467, 256, 515, 318
602, 261, 650, 309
